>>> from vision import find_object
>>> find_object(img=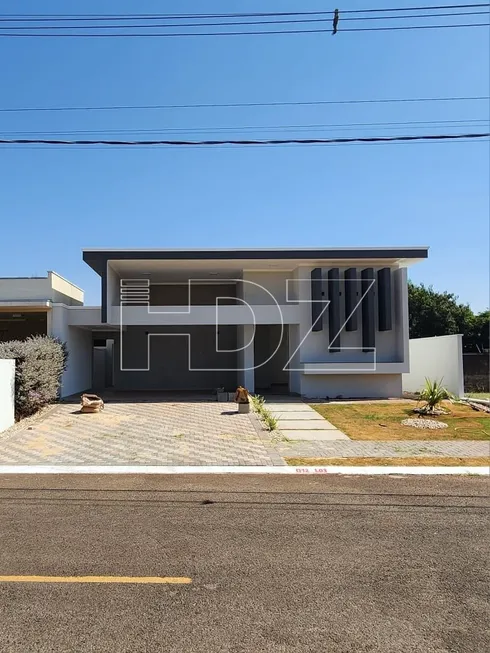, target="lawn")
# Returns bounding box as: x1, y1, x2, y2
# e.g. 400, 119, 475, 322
311, 401, 490, 441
